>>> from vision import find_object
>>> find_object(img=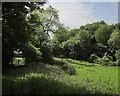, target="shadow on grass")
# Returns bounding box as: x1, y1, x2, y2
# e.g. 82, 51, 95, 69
2, 73, 104, 95
3, 63, 52, 77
